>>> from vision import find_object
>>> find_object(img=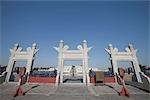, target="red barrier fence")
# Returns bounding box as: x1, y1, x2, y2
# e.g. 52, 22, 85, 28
27, 76, 115, 84
104, 76, 116, 83
27, 76, 56, 83
90, 77, 95, 83
90, 76, 116, 83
